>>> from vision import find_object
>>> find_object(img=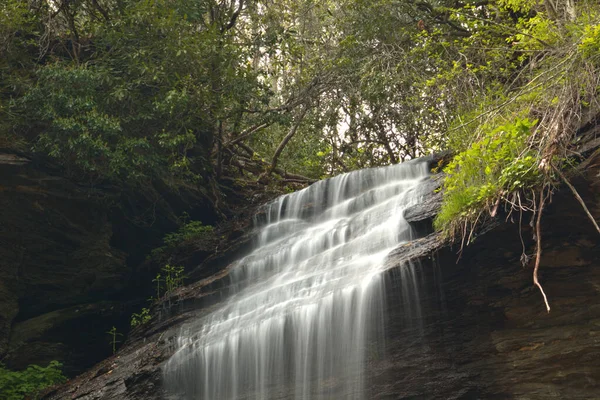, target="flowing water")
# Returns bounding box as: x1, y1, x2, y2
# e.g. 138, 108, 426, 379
164, 159, 431, 400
